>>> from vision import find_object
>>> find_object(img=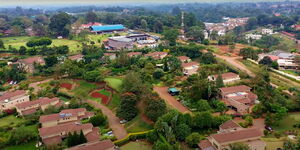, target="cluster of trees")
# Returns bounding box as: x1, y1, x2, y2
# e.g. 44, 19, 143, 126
239, 47, 259, 60
26, 38, 52, 48
66, 130, 87, 147
147, 110, 230, 149
0, 64, 26, 84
